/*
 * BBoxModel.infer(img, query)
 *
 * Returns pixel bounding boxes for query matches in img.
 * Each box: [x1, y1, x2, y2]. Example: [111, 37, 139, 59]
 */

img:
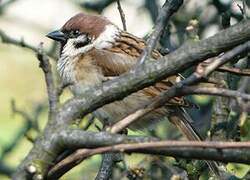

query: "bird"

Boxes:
[47, 13, 220, 175]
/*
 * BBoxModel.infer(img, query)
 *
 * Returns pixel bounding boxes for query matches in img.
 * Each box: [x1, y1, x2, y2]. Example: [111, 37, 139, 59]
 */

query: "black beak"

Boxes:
[46, 30, 66, 42]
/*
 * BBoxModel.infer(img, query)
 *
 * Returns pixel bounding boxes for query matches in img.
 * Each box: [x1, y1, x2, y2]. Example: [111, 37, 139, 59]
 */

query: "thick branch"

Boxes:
[49, 140, 250, 179]
[55, 20, 250, 128]
[72, 141, 250, 164]
[47, 129, 157, 179]
[56, 129, 156, 149]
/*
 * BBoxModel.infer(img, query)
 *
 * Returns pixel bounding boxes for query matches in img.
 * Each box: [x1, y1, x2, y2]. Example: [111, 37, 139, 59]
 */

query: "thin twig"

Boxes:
[213, 66, 250, 76]
[110, 86, 250, 133]
[81, 0, 116, 13]
[181, 86, 250, 100]
[117, 0, 127, 31]
[242, 0, 247, 19]
[95, 153, 121, 180]
[144, 0, 159, 22]
[137, 0, 183, 66]
[233, 0, 246, 19]
[10, 100, 42, 133]
[83, 114, 95, 130]
[0, 30, 56, 58]
[0, 101, 34, 154]
[0, 0, 18, 13]
[37, 43, 58, 119]
[237, 77, 250, 117]
[0, 30, 37, 52]
[0, 100, 44, 172]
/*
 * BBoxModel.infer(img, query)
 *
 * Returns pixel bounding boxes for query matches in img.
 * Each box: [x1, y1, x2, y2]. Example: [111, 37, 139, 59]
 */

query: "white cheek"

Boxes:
[94, 24, 120, 49]
[62, 39, 75, 56]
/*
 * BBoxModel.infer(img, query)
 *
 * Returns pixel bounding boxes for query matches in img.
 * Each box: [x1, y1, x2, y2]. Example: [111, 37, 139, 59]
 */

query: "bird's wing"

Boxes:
[91, 31, 190, 107]
[97, 32, 219, 176]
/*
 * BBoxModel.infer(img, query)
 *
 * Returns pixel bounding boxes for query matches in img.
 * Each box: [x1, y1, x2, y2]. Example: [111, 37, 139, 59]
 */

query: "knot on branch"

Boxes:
[25, 164, 43, 180]
[26, 164, 37, 174]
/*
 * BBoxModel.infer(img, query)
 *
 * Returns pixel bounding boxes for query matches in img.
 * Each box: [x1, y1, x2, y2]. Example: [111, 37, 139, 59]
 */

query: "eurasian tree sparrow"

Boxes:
[47, 13, 220, 176]
[47, 13, 202, 140]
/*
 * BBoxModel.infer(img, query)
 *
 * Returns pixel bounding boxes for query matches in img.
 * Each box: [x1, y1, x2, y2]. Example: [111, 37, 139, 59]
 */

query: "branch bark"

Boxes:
[0, 30, 56, 58]
[117, 0, 126, 31]
[37, 44, 58, 119]
[216, 66, 250, 76]
[48, 140, 250, 179]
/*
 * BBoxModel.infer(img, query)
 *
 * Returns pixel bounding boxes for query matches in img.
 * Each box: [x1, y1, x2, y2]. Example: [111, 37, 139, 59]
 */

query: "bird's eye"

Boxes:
[74, 34, 91, 49]
[71, 30, 81, 37]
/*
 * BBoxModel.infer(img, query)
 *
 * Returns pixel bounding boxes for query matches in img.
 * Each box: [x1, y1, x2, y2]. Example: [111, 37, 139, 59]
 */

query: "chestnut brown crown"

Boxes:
[62, 13, 112, 38]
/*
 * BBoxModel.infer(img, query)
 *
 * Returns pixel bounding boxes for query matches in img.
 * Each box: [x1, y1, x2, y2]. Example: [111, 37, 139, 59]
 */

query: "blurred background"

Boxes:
[1, 0, 250, 179]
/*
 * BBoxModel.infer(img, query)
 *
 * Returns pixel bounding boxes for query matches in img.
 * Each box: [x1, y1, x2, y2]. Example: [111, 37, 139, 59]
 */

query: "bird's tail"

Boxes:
[169, 107, 221, 177]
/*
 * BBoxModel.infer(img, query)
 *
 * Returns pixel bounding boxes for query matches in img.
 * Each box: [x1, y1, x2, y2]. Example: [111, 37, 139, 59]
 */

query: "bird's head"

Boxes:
[47, 13, 120, 57]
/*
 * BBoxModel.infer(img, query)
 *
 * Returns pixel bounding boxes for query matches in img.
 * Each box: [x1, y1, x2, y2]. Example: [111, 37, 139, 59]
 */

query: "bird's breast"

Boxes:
[57, 53, 105, 95]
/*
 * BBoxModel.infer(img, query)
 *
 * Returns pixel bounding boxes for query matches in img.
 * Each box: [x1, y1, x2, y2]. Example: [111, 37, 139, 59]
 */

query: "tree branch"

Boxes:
[13, 19, 250, 179]
[36, 43, 58, 119]
[69, 140, 250, 164]
[137, 0, 183, 65]
[46, 129, 157, 179]
[0, 30, 37, 52]
[145, 0, 159, 22]
[0, 0, 18, 14]
[80, 0, 116, 13]
[117, 0, 126, 31]
[50, 140, 250, 179]
[95, 153, 121, 180]
[0, 30, 56, 58]
[216, 66, 250, 76]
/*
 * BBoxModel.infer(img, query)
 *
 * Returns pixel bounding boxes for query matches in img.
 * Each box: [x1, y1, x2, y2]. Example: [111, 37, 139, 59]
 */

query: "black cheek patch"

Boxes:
[74, 41, 90, 49]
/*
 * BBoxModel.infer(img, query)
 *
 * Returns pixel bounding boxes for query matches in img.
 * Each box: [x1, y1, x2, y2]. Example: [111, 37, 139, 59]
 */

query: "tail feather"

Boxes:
[169, 107, 221, 177]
